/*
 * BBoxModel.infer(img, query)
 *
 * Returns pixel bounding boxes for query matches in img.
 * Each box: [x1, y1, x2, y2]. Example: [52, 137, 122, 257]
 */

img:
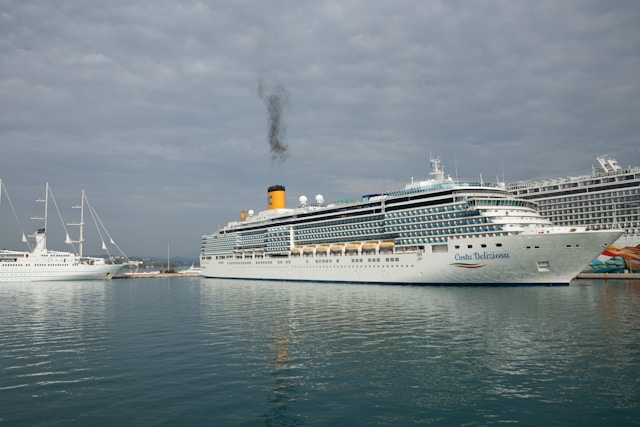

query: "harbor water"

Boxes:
[1, 277, 639, 426]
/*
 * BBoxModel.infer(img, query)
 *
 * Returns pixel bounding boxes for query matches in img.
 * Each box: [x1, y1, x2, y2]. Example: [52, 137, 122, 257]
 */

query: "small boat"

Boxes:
[179, 264, 202, 276]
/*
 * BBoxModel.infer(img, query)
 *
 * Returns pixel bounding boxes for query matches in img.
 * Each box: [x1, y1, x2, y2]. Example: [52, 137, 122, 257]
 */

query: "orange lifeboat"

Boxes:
[345, 242, 361, 252]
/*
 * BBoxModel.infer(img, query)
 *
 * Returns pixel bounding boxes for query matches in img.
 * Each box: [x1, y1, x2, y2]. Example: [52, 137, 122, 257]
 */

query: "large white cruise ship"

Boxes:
[201, 157, 621, 285]
[0, 181, 123, 282]
[508, 157, 640, 273]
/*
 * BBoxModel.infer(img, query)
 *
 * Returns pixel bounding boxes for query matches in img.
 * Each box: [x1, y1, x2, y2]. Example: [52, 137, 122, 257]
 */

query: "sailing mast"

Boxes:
[68, 190, 86, 257]
[30, 183, 49, 252]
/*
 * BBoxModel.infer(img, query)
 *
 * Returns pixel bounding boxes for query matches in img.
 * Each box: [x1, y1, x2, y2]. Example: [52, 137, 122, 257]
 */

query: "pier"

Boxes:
[576, 273, 640, 280]
[114, 271, 201, 279]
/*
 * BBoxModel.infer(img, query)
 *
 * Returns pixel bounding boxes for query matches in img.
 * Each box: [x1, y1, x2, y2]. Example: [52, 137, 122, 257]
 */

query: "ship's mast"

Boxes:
[68, 190, 86, 257]
[80, 190, 84, 257]
[31, 183, 49, 252]
[429, 154, 445, 181]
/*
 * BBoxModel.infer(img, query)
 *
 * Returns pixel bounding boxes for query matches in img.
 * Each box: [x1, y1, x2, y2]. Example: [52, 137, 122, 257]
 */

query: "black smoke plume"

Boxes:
[258, 79, 290, 164]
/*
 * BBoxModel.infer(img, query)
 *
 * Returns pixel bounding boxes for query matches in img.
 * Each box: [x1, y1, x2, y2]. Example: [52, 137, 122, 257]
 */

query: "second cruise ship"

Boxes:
[509, 156, 640, 273]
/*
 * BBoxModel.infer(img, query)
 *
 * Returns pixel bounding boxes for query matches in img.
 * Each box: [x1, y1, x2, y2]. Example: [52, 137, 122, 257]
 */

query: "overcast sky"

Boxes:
[1, 1, 639, 259]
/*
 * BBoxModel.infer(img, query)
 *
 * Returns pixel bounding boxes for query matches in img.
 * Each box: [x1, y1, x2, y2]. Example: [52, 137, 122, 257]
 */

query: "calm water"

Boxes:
[1, 278, 639, 426]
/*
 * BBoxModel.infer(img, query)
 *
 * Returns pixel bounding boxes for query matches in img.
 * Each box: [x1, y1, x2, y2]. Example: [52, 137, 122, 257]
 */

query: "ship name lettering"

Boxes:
[454, 252, 510, 261]
[473, 251, 510, 260]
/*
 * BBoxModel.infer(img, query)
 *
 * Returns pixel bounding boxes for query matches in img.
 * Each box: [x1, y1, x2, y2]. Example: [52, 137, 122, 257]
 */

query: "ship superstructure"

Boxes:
[508, 156, 640, 272]
[201, 157, 621, 284]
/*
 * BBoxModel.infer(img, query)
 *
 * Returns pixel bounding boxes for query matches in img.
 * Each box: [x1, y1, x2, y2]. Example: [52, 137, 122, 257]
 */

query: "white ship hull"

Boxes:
[202, 231, 618, 285]
[586, 233, 640, 273]
[0, 262, 121, 282]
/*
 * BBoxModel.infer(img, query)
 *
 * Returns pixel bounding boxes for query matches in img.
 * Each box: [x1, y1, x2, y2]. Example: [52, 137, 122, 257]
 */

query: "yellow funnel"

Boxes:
[267, 185, 286, 210]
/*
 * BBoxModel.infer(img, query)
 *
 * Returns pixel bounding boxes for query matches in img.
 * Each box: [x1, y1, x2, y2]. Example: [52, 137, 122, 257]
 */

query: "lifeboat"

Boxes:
[380, 241, 395, 252]
[303, 246, 316, 254]
[316, 245, 330, 252]
[291, 247, 303, 255]
[362, 242, 379, 252]
[330, 244, 344, 253]
[345, 243, 361, 252]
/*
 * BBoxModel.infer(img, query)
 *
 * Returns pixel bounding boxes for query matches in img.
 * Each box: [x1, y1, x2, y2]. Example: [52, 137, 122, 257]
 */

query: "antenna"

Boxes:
[454, 156, 459, 183]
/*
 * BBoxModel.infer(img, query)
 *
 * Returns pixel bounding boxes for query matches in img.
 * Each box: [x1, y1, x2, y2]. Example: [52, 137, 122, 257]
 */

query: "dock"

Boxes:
[576, 273, 640, 280]
[114, 271, 202, 279]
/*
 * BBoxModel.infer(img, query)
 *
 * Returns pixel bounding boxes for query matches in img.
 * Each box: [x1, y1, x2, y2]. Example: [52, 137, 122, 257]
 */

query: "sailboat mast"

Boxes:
[79, 190, 85, 257]
[44, 182, 49, 235]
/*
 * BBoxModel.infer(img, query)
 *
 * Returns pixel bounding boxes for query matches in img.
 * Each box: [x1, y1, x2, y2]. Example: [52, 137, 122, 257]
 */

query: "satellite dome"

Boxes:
[299, 195, 308, 206]
[315, 194, 324, 204]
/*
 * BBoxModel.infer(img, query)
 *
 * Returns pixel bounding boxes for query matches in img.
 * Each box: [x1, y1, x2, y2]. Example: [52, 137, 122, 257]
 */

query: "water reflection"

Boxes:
[264, 323, 301, 426]
[1, 277, 639, 425]
[183, 279, 640, 424]
[0, 281, 110, 404]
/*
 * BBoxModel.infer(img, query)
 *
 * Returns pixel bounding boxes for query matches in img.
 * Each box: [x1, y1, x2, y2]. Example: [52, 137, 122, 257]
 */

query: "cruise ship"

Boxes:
[508, 157, 640, 273]
[200, 157, 621, 285]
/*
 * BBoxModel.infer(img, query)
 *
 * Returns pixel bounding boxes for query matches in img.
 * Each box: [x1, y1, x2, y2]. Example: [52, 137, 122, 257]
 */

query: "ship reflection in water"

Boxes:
[1, 279, 639, 425]
[264, 324, 299, 425]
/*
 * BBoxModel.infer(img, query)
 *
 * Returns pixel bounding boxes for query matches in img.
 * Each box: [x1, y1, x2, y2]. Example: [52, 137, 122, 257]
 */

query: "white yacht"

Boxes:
[0, 181, 123, 281]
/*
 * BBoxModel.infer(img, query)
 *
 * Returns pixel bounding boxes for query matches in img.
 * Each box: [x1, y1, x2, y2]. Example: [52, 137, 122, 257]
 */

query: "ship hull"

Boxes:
[585, 234, 640, 273]
[0, 263, 121, 282]
[202, 231, 619, 285]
